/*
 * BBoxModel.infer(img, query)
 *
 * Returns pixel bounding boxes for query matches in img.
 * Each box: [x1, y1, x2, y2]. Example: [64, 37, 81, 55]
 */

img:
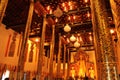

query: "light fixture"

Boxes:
[53, 6, 63, 17]
[64, 7, 68, 12]
[87, 11, 90, 17]
[68, 16, 71, 20]
[68, 1, 72, 6]
[55, 18, 58, 23]
[84, 0, 88, 3]
[62, 2, 65, 7]
[73, 15, 76, 20]
[70, 35, 76, 42]
[70, 6, 73, 10]
[74, 41, 80, 48]
[46, 6, 50, 10]
[74, 37, 80, 47]
[35, 38, 40, 42]
[110, 29, 115, 34]
[63, 24, 71, 32]
[49, 9, 52, 14]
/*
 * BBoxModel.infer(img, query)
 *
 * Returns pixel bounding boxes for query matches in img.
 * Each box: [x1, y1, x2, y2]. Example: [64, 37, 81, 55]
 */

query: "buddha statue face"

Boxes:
[90, 67, 93, 69]
[79, 55, 83, 60]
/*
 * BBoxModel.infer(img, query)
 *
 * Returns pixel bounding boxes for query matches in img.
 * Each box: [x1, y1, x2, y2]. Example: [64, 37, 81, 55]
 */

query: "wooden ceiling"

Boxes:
[2, 0, 92, 31]
[2, 0, 30, 32]
[2, 0, 113, 45]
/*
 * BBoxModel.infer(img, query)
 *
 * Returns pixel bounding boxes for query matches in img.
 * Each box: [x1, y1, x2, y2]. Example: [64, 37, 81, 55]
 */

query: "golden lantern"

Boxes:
[63, 24, 71, 32]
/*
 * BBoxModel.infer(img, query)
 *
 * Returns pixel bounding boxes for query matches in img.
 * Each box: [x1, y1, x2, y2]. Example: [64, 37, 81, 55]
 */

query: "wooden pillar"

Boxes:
[57, 33, 62, 78]
[37, 15, 47, 80]
[110, 0, 120, 75]
[63, 44, 66, 79]
[16, 0, 34, 80]
[49, 25, 55, 80]
[0, 0, 8, 25]
[67, 49, 70, 79]
[90, 0, 119, 79]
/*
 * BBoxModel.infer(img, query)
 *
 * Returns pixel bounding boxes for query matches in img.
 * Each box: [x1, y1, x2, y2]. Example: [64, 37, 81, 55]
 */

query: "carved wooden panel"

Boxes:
[8, 32, 17, 57]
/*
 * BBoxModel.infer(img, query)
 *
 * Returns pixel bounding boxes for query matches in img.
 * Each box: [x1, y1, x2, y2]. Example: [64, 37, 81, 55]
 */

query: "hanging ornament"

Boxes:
[53, 6, 63, 17]
[63, 24, 71, 32]
[70, 35, 76, 42]
[74, 37, 80, 47]
[84, 0, 88, 3]
[62, 2, 65, 7]
[74, 41, 80, 47]
[55, 18, 58, 23]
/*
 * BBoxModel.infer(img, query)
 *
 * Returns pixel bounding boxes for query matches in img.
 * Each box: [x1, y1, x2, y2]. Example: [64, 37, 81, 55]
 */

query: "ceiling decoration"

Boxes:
[2, 0, 114, 49]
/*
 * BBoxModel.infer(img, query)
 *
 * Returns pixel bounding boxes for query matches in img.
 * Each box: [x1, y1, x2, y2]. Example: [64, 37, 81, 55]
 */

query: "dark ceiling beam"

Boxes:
[56, 21, 92, 28]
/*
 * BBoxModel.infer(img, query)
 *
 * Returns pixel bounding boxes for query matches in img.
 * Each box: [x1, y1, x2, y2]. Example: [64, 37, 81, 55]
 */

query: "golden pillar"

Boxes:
[0, 0, 8, 24]
[16, 0, 34, 80]
[37, 15, 47, 80]
[110, 0, 120, 74]
[49, 25, 55, 80]
[57, 33, 62, 78]
[63, 44, 66, 79]
[91, 0, 119, 79]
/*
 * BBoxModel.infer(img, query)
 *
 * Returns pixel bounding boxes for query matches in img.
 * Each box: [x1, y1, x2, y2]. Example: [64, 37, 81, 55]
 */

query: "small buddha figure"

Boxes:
[88, 67, 95, 79]
[71, 67, 75, 79]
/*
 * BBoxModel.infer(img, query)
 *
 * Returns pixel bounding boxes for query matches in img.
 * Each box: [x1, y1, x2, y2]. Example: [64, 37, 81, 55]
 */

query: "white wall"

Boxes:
[24, 40, 38, 72]
[0, 24, 20, 66]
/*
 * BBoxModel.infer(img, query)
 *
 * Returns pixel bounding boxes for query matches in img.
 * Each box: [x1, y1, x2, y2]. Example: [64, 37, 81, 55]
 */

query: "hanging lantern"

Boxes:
[73, 15, 76, 20]
[46, 6, 50, 11]
[49, 9, 52, 14]
[55, 18, 58, 23]
[110, 29, 115, 34]
[84, 0, 88, 3]
[62, 2, 65, 7]
[87, 11, 90, 18]
[64, 7, 68, 12]
[63, 24, 71, 32]
[70, 35, 76, 42]
[53, 6, 63, 17]
[74, 41, 80, 48]
[35, 38, 40, 42]
[68, 1, 72, 6]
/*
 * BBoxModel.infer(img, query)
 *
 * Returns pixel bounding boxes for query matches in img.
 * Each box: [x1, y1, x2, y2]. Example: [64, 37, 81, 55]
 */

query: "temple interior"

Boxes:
[0, 0, 120, 80]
